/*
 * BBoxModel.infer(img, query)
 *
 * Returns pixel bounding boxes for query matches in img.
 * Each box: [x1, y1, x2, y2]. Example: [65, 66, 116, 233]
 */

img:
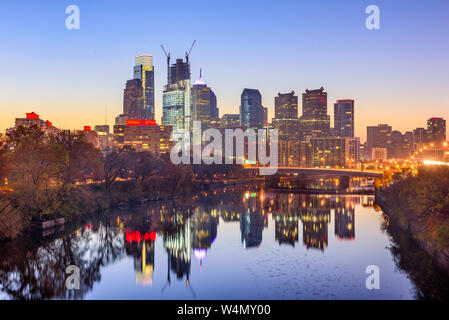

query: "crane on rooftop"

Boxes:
[185, 40, 196, 64]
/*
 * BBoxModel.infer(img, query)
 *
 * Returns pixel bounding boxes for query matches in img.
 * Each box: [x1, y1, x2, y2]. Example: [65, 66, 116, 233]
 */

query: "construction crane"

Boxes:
[185, 40, 196, 64]
[160, 44, 170, 66]
[161, 44, 171, 83]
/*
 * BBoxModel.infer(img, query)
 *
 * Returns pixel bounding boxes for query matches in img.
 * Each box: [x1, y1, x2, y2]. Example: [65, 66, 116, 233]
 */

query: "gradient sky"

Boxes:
[1, 0, 448, 141]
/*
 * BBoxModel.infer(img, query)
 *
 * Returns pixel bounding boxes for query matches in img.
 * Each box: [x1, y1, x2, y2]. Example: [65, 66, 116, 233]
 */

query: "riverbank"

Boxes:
[0, 177, 264, 242]
[375, 168, 449, 273]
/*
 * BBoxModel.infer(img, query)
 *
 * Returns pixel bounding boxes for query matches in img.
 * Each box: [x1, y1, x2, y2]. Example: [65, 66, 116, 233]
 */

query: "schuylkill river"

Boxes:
[1, 185, 449, 300]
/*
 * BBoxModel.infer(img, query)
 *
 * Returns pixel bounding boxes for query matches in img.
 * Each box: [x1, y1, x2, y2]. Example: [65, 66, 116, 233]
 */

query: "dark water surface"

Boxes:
[1, 186, 448, 300]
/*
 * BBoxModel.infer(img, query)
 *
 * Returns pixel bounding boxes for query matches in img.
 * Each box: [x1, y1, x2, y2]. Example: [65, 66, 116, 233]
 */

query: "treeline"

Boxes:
[379, 166, 449, 251]
[0, 125, 253, 240]
[0, 125, 192, 240]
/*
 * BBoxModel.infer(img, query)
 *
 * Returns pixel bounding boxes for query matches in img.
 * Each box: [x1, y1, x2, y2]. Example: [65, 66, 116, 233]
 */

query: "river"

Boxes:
[1, 185, 448, 300]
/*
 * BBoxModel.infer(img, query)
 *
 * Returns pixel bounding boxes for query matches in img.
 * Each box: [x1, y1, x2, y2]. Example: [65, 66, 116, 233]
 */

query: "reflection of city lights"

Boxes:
[126, 231, 156, 242]
[194, 249, 207, 261]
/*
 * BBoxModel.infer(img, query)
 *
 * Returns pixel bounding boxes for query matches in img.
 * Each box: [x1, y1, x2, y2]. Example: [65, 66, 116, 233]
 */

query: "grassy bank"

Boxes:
[376, 166, 449, 271]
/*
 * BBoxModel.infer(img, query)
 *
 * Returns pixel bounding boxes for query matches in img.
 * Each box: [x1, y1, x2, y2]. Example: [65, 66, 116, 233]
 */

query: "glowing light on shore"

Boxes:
[423, 160, 449, 166]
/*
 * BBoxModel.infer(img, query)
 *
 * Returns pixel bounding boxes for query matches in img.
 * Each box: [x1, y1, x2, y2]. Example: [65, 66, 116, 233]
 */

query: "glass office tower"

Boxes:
[133, 54, 155, 120]
[334, 99, 355, 138]
[192, 71, 219, 130]
[162, 58, 191, 132]
[240, 88, 264, 129]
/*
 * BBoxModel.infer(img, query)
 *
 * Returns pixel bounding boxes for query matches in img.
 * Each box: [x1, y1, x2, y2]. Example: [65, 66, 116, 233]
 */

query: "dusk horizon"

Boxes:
[1, 0, 448, 141]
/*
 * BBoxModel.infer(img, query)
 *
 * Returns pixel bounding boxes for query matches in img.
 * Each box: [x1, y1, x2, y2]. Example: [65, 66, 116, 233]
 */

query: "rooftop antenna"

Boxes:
[185, 40, 196, 64]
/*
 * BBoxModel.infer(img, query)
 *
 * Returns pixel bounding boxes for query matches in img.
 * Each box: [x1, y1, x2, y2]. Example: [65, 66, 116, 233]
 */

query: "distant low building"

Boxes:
[427, 117, 446, 143]
[220, 114, 240, 128]
[14, 112, 58, 135]
[371, 147, 387, 162]
[94, 125, 113, 152]
[113, 120, 173, 153]
[310, 137, 360, 168]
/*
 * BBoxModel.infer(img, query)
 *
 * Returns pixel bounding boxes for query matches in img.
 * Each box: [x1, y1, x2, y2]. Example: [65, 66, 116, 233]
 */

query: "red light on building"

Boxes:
[126, 119, 142, 126]
[84, 126, 91, 131]
[26, 112, 39, 119]
[126, 119, 157, 126]
[46, 121, 52, 127]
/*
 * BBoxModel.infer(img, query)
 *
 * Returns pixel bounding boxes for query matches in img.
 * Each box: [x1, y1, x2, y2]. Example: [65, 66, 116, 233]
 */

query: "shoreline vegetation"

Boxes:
[0, 125, 258, 241]
[375, 166, 449, 273]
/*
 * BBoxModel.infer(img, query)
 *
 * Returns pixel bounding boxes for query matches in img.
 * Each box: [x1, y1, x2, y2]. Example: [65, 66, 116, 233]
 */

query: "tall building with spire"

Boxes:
[192, 69, 218, 130]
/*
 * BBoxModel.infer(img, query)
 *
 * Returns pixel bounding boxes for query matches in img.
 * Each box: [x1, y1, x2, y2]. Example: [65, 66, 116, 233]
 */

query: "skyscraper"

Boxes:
[299, 87, 331, 140]
[117, 54, 155, 124]
[133, 54, 155, 120]
[272, 91, 300, 166]
[123, 79, 144, 117]
[240, 88, 264, 128]
[334, 99, 354, 138]
[192, 70, 219, 130]
[427, 117, 446, 143]
[162, 58, 192, 131]
[275, 91, 298, 119]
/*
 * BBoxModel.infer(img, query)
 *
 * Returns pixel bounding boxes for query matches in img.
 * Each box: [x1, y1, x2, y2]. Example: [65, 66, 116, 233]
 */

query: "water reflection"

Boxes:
[1, 186, 448, 300]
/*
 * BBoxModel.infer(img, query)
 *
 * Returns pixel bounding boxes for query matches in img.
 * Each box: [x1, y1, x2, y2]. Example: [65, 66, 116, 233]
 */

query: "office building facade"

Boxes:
[240, 88, 264, 129]
[272, 91, 300, 167]
[192, 71, 218, 130]
[133, 54, 155, 120]
[310, 137, 359, 168]
[299, 87, 331, 140]
[334, 99, 354, 138]
[162, 58, 192, 132]
[427, 117, 446, 143]
[113, 120, 173, 153]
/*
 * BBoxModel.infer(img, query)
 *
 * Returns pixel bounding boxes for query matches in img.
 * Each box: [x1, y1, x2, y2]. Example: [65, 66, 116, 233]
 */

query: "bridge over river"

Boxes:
[246, 167, 383, 178]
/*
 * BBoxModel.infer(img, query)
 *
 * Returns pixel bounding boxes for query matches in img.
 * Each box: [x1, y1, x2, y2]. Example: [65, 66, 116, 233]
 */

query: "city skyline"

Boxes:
[1, 0, 449, 141]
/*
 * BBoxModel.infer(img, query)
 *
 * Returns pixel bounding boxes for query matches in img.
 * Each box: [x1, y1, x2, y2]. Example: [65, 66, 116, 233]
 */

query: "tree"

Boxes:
[101, 152, 129, 198]
[50, 130, 101, 184]
[0, 133, 7, 180]
[5, 125, 69, 219]
[126, 151, 164, 182]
